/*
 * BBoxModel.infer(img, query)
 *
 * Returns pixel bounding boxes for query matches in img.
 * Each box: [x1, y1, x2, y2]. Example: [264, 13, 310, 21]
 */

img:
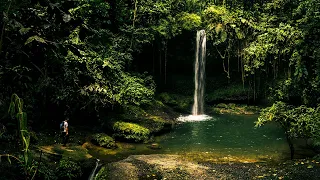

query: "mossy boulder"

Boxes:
[92, 133, 117, 149]
[147, 143, 161, 150]
[142, 116, 173, 135]
[113, 122, 150, 142]
[109, 101, 176, 138]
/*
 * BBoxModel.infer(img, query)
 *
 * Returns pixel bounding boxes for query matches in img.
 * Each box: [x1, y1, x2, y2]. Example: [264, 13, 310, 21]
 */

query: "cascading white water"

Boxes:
[88, 159, 100, 180]
[177, 30, 211, 122]
[192, 30, 206, 116]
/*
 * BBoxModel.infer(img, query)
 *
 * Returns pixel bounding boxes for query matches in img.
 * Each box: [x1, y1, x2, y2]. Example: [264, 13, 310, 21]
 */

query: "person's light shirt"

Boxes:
[63, 121, 68, 132]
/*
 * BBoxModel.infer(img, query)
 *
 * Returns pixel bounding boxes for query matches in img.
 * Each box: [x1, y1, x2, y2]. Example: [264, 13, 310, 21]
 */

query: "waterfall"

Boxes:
[177, 30, 211, 122]
[192, 30, 206, 116]
[88, 159, 100, 180]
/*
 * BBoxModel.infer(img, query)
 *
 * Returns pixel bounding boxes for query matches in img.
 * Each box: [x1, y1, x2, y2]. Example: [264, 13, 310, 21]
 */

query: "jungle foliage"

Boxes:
[256, 102, 320, 159]
[0, 0, 317, 123]
[0, 0, 319, 161]
[1, 0, 320, 178]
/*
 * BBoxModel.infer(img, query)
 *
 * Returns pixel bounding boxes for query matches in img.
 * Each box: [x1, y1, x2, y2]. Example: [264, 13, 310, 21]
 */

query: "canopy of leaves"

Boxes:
[0, 0, 156, 127]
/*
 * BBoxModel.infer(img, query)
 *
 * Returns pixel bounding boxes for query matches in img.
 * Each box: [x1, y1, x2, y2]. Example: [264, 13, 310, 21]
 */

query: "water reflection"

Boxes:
[158, 114, 288, 160]
[89, 114, 291, 163]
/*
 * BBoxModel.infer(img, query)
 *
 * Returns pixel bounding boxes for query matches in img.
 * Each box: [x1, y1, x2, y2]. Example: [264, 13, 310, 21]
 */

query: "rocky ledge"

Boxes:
[96, 154, 320, 180]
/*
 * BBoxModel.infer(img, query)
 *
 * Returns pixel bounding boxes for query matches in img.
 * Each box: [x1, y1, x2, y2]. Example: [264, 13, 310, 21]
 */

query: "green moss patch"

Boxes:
[103, 100, 176, 140]
[91, 133, 117, 149]
[113, 122, 150, 142]
[141, 116, 173, 135]
[208, 103, 260, 115]
[40, 144, 92, 162]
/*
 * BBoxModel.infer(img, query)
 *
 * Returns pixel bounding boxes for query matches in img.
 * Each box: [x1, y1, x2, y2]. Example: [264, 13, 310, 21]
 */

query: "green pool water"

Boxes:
[90, 114, 291, 163]
[156, 114, 289, 161]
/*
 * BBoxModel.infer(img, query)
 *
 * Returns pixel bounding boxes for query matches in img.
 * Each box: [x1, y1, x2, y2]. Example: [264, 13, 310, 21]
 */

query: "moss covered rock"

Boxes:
[96, 162, 139, 180]
[113, 122, 150, 142]
[142, 116, 173, 135]
[209, 103, 260, 115]
[92, 133, 117, 149]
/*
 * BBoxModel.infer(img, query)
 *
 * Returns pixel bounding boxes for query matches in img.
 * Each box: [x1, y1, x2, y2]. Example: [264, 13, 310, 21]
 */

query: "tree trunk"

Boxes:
[254, 73, 256, 102]
[159, 43, 162, 79]
[164, 40, 167, 85]
[0, 0, 12, 53]
[152, 42, 155, 75]
[130, 0, 138, 49]
[286, 133, 294, 159]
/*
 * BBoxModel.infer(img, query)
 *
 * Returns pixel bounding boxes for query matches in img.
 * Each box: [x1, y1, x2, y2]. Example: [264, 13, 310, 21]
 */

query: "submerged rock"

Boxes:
[147, 143, 161, 150]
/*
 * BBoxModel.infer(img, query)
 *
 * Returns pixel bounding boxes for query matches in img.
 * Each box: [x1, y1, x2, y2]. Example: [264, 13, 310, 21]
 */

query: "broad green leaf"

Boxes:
[25, 36, 46, 45]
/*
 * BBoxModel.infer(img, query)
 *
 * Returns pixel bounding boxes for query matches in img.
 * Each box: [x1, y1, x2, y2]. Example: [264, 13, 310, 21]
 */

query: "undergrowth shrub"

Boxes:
[57, 159, 82, 179]
[91, 133, 116, 148]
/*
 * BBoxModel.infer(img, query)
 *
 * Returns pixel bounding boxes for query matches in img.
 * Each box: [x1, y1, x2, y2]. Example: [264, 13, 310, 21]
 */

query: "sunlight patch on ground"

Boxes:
[39, 145, 59, 155]
[176, 114, 213, 122]
[82, 142, 118, 155]
[178, 151, 283, 164]
[39, 144, 93, 159]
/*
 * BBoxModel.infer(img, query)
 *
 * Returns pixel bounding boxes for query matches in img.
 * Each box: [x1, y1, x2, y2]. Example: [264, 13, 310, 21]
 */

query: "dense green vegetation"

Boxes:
[1, 0, 320, 179]
[256, 102, 320, 159]
[91, 133, 117, 148]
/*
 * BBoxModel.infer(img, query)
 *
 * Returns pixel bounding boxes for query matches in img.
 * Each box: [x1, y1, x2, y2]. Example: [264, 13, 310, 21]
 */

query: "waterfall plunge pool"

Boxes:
[157, 114, 289, 162]
[90, 114, 294, 163]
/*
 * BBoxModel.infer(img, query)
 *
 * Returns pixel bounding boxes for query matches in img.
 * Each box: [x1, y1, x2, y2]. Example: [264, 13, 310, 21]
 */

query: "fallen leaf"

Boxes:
[307, 165, 313, 169]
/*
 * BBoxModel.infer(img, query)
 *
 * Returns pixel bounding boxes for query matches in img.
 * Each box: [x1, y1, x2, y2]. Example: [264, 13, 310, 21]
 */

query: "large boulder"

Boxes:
[91, 133, 117, 149]
[112, 122, 150, 142]
[95, 154, 211, 180]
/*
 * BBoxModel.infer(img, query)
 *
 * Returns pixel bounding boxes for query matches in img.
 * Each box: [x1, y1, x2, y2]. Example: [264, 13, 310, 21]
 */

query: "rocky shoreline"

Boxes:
[96, 154, 320, 180]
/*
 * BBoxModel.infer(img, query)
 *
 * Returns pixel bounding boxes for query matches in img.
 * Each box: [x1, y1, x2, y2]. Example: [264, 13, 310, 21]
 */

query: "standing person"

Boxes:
[62, 118, 69, 146]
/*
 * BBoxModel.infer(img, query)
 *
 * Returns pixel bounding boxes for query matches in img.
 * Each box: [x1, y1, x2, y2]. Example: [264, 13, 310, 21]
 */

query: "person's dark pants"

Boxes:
[61, 132, 69, 146]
